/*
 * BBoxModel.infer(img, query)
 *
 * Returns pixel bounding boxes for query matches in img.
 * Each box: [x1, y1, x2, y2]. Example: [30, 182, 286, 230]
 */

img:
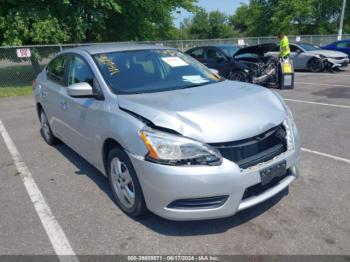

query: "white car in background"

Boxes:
[268, 43, 349, 72]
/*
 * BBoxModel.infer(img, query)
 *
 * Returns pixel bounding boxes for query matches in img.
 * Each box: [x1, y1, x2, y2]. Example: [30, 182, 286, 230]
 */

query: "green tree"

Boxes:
[182, 8, 235, 39]
[0, 0, 196, 75]
[230, 0, 349, 36]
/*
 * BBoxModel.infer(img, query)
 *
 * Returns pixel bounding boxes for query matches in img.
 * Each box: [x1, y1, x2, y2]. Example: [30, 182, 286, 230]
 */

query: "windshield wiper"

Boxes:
[179, 82, 210, 89]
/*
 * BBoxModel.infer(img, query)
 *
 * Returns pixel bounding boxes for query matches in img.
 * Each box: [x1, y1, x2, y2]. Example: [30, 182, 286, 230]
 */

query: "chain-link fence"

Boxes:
[1, 34, 349, 90]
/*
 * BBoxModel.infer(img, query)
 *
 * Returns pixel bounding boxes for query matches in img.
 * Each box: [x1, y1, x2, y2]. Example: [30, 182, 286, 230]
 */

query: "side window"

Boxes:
[67, 56, 94, 87]
[189, 48, 204, 59]
[47, 55, 66, 85]
[290, 45, 301, 52]
[205, 48, 225, 60]
[336, 42, 348, 48]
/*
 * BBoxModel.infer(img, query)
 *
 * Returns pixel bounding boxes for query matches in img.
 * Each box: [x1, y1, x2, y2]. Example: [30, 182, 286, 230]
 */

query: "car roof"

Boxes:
[188, 44, 239, 50]
[65, 43, 171, 55]
[212, 44, 240, 47]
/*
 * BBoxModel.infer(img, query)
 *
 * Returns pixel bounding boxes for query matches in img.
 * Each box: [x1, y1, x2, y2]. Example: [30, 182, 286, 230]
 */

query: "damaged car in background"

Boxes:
[268, 43, 349, 72]
[186, 44, 284, 88]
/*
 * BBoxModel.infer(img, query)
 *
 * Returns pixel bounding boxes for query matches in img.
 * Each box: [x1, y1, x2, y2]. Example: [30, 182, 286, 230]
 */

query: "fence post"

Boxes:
[59, 44, 63, 52]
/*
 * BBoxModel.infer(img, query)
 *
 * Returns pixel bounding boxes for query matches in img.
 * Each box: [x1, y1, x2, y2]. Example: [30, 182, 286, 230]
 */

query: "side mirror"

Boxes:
[296, 49, 302, 54]
[67, 82, 94, 98]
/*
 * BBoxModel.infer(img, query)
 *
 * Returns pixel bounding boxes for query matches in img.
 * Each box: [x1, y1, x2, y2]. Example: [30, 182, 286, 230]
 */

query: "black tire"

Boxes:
[39, 109, 58, 145]
[308, 57, 324, 72]
[228, 70, 249, 82]
[107, 148, 147, 218]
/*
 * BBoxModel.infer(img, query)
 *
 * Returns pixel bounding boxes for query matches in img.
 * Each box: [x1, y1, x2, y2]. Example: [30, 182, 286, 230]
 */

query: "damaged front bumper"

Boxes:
[324, 57, 349, 69]
[252, 67, 276, 84]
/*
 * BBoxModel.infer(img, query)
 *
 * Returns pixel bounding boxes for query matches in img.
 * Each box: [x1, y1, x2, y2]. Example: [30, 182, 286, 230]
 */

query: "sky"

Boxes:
[173, 0, 249, 27]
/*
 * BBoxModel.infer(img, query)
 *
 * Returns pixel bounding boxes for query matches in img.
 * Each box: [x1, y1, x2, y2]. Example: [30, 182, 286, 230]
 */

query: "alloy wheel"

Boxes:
[110, 157, 135, 209]
[40, 112, 51, 141]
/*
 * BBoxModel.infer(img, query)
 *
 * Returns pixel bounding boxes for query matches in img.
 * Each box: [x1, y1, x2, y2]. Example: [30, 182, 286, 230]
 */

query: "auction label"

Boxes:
[161, 57, 189, 67]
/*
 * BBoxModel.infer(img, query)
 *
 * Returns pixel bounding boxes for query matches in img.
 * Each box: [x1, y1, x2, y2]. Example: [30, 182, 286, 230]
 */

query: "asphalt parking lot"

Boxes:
[0, 68, 350, 256]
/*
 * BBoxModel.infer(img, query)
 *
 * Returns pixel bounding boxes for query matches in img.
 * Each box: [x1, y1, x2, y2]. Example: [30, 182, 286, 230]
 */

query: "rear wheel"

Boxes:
[228, 70, 249, 82]
[308, 57, 324, 72]
[107, 148, 147, 218]
[40, 110, 58, 145]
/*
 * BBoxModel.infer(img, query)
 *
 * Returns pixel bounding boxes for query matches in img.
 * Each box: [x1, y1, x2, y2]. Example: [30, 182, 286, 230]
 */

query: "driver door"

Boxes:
[289, 44, 304, 69]
[61, 54, 102, 166]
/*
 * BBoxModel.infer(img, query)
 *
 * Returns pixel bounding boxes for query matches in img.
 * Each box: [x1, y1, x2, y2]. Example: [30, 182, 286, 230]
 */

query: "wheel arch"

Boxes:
[36, 103, 43, 120]
[102, 138, 125, 174]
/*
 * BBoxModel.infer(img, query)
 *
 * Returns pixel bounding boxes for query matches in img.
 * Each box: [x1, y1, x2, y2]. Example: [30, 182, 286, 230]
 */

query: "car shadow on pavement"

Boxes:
[53, 143, 115, 202]
[312, 87, 350, 99]
[53, 143, 289, 236]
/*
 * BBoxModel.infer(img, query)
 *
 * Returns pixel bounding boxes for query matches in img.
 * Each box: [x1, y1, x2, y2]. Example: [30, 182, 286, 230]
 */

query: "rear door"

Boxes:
[41, 54, 69, 139]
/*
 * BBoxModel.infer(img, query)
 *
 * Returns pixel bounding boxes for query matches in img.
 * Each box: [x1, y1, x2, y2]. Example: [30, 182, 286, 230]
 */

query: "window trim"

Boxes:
[46, 54, 68, 86]
[66, 52, 105, 100]
[205, 47, 227, 60]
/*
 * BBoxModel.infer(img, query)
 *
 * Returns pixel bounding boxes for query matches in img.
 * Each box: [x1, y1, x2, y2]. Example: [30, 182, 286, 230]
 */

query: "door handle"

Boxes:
[60, 101, 68, 111]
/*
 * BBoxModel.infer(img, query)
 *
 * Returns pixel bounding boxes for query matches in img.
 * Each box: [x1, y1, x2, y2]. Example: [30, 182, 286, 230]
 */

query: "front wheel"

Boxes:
[308, 58, 324, 72]
[107, 148, 147, 218]
[228, 70, 249, 82]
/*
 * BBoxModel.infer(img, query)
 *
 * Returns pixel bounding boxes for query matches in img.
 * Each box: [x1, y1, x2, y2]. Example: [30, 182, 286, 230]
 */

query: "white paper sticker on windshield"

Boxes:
[182, 75, 209, 84]
[162, 57, 189, 67]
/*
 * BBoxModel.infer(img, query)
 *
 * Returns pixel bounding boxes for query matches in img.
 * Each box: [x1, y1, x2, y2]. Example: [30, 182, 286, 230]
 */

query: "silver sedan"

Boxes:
[34, 44, 300, 221]
[268, 43, 349, 72]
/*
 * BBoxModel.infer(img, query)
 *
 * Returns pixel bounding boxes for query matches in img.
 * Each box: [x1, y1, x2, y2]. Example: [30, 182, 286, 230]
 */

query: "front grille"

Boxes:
[167, 195, 229, 209]
[210, 124, 287, 169]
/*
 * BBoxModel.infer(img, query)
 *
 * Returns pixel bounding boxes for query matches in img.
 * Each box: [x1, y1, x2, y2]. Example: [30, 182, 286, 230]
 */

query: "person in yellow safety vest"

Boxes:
[278, 32, 290, 58]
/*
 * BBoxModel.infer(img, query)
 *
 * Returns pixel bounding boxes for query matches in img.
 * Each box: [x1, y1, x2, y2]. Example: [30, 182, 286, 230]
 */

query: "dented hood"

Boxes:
[118, 81, 287, 143]
[234, 43, 278, 57]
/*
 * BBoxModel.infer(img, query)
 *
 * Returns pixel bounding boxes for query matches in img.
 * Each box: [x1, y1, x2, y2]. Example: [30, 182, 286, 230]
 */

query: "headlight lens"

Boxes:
[284, 105, 297, 150]
[139, 129, 222, 166]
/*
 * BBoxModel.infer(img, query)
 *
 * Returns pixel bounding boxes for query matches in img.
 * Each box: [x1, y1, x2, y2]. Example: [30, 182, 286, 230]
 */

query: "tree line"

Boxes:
[0, 0, 349, 46]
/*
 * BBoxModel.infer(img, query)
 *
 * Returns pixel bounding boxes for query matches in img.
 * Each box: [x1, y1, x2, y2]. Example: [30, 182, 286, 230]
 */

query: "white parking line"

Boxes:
[0, 120, 78, 261]
[285, 98, 350, 109]
[295, 82, 350, 88]
[302, 148, 350, 164]
[296, 72, 350, 77]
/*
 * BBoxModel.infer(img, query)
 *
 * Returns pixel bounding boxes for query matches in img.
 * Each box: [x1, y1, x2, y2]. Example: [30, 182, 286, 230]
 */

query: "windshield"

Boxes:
[298, 43, 320, 51]
[219, 45, 240, 57]
[94, 49, 222, 94]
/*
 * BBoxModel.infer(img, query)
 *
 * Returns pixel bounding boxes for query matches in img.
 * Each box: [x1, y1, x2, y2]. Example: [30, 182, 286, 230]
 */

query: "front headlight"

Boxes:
[284, 105, 297, 151]
[139, 128, 222, 166]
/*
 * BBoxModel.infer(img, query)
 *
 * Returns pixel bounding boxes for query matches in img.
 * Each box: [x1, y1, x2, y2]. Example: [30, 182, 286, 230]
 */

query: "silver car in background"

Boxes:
[34, 44, 300, 221]
[268, 43, 349, 72]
